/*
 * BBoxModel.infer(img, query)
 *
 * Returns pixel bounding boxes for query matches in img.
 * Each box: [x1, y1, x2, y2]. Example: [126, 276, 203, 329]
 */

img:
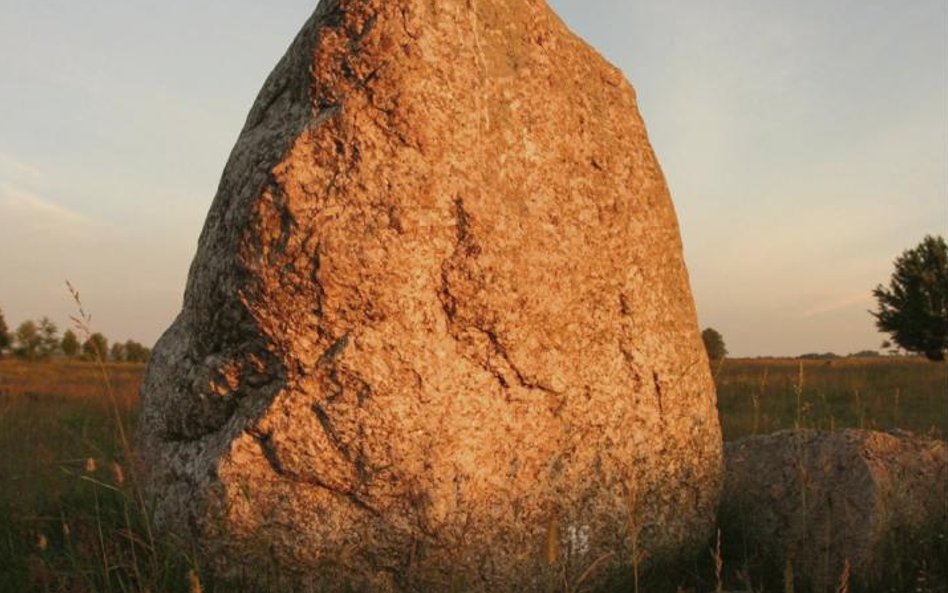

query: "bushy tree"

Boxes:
[872, 235, 948, 361]
[124, 340, 151, 363]
[82, 333, 109, 361]
[37, 317, 59, 358]
[110, 342, 126, 362]
[701, 327, 727, 362]
[14, 320, 42, 360]
[0, 308, 10, 353]
[61, 330, 80, 358]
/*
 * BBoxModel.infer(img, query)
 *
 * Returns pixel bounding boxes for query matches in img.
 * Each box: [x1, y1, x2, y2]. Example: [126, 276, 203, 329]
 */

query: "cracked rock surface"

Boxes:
[139, 0, 722, 590]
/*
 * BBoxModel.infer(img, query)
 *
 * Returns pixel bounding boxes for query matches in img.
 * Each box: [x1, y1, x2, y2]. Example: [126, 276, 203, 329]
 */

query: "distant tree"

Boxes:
[37, 317, 59, 358]
[13, 320, 42, 360]
[110, 342, 127, 363]
[848, 350, 880, 358]
[872, 235, 948, 361]
[0, 308, 10, 353]
[61, 330, 80, 358]
[879, 339, 901, 356]
[799, 352, 841, 360]
[701, 328, 728, 362]
[124, 340, 151, 364]
[82, 333, 108, 361]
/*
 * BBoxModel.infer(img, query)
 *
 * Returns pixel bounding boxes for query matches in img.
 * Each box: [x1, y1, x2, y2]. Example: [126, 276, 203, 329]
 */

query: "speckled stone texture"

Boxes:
[139, 0, 722, 591]
[723, 429, 948, 591]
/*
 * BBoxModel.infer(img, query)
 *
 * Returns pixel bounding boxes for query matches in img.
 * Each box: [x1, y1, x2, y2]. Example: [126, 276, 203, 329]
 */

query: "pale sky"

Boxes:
[1, 1, 945, 357]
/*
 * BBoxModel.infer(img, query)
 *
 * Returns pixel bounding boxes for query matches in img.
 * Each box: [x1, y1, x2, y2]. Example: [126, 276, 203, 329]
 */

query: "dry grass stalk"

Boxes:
[710, 528, 723, 593]
[835, 558, 851, 593]
[783, 558, 795, 593]
[66, 280, 159, 580]
[568, 552, 615, 593]
[626, 486, 645, 593]
[545, 516, 560, 567]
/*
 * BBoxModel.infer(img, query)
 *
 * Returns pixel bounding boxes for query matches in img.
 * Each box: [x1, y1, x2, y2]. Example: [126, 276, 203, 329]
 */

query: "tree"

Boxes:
[82, 333, 109, 361]
[14, 320, 42, 360]
[0, 308, 10, 353]
[701, 327, 728, 362]
[37, 317, 59, 358]
[61, 330, 80, 358]
[124, 340, 151, 363]
[880, 340, 901, 356]
[872, 235, 948, 361]
[110, 342, 126, 363]
[799, 352, 840, 360]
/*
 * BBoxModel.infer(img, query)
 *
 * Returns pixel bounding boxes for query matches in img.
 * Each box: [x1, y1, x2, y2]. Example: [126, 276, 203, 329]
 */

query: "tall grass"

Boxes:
[1, 348, 945, 592]
[0, 357, 204, 592]
[0, 286, 205, 593]
[716, 357, 947, 441]
[713, 357, 947, 593]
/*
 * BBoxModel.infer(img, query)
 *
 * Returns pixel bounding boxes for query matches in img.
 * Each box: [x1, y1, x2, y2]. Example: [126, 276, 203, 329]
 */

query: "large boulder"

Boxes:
[722, 429, 948, 591]
[140, 0, 722, 590]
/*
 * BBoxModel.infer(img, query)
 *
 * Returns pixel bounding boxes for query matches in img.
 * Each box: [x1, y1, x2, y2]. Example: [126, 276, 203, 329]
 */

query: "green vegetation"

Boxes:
[0, 308, 10, 351]
[872, 234, 948, 361]
[701, 327, 727, 363]
[0, 314, 149, 363]
[0, 360, 187, 593]
[716, 357, 948, 441]
[13, 320, 42, 360]
[1, 357, 945, 592]
[81, 332, 109, 362]
[61, 330, 80, 359]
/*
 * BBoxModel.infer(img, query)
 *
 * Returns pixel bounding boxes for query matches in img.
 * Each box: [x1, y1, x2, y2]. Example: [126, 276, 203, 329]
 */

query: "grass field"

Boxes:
[0, 361, 191, 593]
[717, 357, 948, 441]
[0, 357, 945, 592]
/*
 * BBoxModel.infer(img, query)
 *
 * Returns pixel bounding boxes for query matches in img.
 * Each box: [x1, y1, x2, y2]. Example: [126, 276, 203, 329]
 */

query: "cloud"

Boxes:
[798, 292, 874, 319]
[0, 183, 102, 238]
[0, 152, 41, 181]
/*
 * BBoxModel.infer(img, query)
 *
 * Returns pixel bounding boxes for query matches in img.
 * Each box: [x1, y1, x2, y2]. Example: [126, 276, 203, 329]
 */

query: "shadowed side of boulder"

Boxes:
[722, 429, 948, 591]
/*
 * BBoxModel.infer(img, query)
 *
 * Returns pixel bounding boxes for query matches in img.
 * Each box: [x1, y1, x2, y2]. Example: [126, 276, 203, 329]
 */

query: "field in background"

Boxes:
[1, 357, 945, 592]
[0, 361, 140, 518]
[0, 360, 172, 593]
[717, 357, 948, 441]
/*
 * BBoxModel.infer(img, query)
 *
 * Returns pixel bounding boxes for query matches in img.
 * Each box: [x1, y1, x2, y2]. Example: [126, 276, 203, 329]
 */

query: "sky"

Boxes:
[0, 0, 945, 357]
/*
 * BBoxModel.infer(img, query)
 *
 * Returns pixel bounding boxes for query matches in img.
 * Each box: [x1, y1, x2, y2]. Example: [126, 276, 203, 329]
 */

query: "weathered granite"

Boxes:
[139, 1, 722, 591]
[723, 429, 948, 590]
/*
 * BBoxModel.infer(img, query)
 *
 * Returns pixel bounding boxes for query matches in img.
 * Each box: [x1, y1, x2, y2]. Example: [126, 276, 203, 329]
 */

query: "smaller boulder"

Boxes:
[722, 429, 947, 590]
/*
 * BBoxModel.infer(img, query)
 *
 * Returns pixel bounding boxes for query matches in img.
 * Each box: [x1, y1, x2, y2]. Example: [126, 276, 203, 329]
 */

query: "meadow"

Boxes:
[716, 357, 947, 441]
[0, 357, 945, 593]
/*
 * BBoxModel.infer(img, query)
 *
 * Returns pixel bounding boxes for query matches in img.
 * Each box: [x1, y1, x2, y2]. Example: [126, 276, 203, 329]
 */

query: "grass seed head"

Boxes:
[187, 569, 204, 593]
[111, 461, 125, 485]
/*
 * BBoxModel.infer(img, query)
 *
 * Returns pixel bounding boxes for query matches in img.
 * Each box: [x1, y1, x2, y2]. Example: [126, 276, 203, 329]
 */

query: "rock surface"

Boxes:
[140, 0, 722, 590]
[723, 429, 948, 590]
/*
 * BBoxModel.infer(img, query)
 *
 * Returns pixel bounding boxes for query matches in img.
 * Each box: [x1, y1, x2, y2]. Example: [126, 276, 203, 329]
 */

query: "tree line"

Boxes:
[0, 311, 150, 363]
